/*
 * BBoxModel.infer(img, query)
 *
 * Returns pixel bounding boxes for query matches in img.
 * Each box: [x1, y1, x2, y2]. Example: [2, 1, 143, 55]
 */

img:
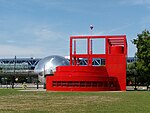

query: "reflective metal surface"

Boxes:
[34, 55, 69, 83]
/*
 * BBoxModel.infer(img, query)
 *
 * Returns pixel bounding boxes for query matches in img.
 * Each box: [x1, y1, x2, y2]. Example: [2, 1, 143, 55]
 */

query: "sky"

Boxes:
[0, 0, 150, 58]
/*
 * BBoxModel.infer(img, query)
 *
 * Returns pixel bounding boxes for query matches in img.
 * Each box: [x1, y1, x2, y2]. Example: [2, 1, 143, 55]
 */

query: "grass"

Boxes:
[0, 89, 149, 113]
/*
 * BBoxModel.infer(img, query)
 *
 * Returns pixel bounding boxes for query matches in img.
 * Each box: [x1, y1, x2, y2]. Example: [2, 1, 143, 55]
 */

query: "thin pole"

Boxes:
[87, 38, 90, 66]
[90, 39, 93, 66]
[89, 25, 94, 66]
[90, 39, 93, 54]
[74, 40, 76, 66]
[70, 38, 73, 66]
[37, 75, 39, 89]
[12, 56, 16, 89]
[44, 64, 46, 89]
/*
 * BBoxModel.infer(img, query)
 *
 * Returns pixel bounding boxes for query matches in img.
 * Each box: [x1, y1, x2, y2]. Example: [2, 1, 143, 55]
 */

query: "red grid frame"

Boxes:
[70, 35, 127, 66]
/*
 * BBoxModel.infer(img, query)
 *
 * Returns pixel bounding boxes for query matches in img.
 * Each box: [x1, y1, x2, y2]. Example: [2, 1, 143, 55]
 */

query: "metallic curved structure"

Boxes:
[34, 55, 69, 83]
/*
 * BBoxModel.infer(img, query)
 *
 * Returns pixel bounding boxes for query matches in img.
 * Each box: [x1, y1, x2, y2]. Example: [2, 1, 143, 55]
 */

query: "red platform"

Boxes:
[46, 35, 127, 91]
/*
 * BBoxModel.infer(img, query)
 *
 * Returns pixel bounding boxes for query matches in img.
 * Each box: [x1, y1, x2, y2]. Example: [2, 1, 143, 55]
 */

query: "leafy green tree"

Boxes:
[127, 62, 136, 76]
[127, 62, 138, 90]
[132, 30, 150, 90]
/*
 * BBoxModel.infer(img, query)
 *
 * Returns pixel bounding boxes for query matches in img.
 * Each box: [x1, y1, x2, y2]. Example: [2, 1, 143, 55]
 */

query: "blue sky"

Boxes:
[0, 0, 150, 58]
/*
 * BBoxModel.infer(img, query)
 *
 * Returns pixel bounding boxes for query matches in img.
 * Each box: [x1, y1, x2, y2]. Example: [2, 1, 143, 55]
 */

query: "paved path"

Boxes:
[19, 89, 46, 92]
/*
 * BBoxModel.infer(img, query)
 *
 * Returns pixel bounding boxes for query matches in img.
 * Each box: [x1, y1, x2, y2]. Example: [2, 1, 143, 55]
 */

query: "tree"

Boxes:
[132, 30, 150, 90]
[127, 62, 137, 89]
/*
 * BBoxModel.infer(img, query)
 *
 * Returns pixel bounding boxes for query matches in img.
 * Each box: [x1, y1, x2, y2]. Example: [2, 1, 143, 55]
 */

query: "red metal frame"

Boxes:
[46, 35, 127, 91]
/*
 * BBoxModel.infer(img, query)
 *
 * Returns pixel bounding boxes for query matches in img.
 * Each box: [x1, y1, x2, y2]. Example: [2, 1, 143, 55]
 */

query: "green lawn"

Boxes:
[0, 89, 149, 113]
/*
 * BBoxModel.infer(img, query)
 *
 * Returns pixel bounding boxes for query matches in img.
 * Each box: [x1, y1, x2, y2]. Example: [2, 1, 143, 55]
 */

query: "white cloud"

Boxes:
[0, 45, 44, 58]
[6, 40, 16, 44]
[70, 30, 105, 36]
[131, 0, 150, 5]
[33, 27, 64, 41]
[19, 25, 67, 43]
[120, 0, 150, 5]
[0, 23, 69, 58]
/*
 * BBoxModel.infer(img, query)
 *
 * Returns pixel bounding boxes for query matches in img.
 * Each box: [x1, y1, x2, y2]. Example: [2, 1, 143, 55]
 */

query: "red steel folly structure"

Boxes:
[46, 35, 127, 91]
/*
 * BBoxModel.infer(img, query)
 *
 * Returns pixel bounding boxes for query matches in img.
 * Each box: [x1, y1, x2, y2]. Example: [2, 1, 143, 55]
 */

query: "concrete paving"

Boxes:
[0, 83, 149, 91]
[19, 89, 46, 92]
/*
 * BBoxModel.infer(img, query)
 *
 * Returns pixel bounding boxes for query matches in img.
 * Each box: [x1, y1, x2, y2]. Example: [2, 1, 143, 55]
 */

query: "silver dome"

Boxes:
[34, 55, 69, 83]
